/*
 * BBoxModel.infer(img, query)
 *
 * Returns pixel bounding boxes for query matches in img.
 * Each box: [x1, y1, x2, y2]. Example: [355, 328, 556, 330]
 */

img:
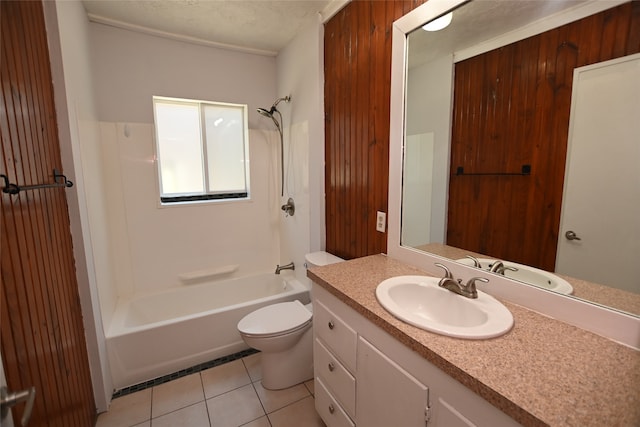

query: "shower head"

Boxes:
[257, 107, 273, 118]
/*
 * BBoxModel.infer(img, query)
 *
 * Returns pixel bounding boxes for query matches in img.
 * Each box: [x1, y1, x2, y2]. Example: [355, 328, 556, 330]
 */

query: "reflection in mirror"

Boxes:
[401, 0, 640, 316]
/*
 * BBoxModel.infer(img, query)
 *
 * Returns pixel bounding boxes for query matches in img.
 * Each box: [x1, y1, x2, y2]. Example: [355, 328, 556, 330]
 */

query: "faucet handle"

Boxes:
[466, 277, 489, 288]
[434, 263, 453, 279]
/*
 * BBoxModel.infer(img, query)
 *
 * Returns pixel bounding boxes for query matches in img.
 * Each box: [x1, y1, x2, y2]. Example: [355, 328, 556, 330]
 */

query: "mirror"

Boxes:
[400, 0, 640, 317]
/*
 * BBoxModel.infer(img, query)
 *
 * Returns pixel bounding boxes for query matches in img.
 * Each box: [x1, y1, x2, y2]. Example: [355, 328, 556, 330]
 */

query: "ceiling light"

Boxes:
[422, 12, 452, 32]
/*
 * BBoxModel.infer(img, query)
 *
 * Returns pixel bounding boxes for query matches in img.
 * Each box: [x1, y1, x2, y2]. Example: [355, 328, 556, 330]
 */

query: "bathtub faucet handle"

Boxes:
[275, 262, 295, 274]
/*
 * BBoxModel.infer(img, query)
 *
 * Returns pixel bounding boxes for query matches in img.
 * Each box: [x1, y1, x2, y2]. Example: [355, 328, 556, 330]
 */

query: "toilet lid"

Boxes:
[238, 300, 312, 336]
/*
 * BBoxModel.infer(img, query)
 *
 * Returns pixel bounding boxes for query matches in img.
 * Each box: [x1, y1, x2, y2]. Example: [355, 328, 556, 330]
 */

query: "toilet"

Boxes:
[237, 251, 344, 390]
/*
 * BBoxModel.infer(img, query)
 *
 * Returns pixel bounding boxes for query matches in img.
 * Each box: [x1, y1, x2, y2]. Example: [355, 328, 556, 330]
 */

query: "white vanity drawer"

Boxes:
[315, 338, 356, 418]
[314, 299, 357, 371]
[315, 377, 355, 427]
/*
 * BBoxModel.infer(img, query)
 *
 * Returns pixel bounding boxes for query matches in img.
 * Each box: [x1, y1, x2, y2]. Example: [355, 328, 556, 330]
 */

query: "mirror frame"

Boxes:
[387, 0, 639, 349]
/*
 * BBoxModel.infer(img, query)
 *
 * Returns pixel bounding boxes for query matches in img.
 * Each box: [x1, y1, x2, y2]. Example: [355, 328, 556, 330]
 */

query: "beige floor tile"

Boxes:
[206, 384, 265, 427]
[202, 359, 252, 399]
[95, 388, 151, 427]
[268, 396, 325, 427]
[131, 423, 150, 427]
[242, 353, 262, 382]
[253, 381, 310, 414]
[152, 373, 205, 418]
[241, 416, 271, 427]
[152, 401, 210, 427]
[304, 379, 315, 396]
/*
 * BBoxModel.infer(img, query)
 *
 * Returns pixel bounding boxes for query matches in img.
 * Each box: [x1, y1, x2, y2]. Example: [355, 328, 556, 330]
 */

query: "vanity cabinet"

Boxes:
[312, 284, 521, 427]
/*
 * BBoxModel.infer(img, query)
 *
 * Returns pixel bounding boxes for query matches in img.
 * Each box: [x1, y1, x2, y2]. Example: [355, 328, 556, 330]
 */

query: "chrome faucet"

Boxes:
[488, 260, 518, 275]
[435, 263, 489, 299]
[465, 255, 482, 268]
[275, 262, 295, 274]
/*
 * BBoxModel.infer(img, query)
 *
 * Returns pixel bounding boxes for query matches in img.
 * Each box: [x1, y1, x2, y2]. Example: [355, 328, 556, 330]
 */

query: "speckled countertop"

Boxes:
[307, 254, 640, 427]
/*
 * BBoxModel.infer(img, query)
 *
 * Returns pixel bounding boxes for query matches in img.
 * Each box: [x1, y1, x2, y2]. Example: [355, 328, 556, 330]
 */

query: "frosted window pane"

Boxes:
[155, 103, 203, 195]
[204, 105, 247, 192]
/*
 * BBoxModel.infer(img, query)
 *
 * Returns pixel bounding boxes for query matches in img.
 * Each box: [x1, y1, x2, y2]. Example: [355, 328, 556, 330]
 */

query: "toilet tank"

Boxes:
[305, 251, 344, 268]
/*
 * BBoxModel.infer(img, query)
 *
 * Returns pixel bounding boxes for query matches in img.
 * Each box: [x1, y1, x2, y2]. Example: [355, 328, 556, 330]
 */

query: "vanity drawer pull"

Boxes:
[328, 362, 335, 372]
[329, 404, 335, 414]
[328, 320, 335, 330]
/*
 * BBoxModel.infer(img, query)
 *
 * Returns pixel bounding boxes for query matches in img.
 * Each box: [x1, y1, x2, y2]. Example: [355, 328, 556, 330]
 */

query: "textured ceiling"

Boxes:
[408, 0, 624, 68]
[82, 0, 339, 55]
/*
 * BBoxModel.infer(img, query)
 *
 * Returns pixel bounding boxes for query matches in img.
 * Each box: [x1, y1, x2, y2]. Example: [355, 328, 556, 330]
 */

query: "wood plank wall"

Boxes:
[324, 0, 426, 259]
[1, 1, 96, 425]
[448, 2, 640, 271]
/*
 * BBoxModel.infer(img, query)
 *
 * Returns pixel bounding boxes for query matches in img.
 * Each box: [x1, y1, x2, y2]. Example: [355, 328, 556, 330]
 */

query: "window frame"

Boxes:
[152, 96, 250, 205]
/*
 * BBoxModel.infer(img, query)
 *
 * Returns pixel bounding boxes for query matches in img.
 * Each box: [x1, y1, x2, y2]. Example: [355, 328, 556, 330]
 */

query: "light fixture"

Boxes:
[422, 12, 452, 31]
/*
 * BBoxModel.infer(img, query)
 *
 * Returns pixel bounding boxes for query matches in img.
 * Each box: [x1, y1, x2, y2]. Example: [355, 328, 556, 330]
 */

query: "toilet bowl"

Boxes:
[237, 251, 344, 390]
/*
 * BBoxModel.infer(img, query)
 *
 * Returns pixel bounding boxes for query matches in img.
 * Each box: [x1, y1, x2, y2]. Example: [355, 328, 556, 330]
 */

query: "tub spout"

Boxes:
[275, 262, 295, 274]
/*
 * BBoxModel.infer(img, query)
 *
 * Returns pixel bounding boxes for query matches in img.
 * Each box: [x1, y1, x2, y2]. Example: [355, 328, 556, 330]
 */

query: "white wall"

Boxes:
[402, 133, 434, 247]
[89, 22, 278, 128]
[406, 55, 454, 244]
[44, 0, 112, 412]
[276, 16, 326, 286]
[87, 23, 284, 297]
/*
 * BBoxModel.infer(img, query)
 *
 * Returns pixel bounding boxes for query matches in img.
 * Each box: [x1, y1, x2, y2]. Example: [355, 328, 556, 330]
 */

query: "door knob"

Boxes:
[1, 386, 36, 426]
[565, 230, 582, 241]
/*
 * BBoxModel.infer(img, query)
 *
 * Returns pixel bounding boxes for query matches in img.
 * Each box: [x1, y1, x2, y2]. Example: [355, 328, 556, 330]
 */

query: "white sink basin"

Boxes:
[455, 258, 573, 295]
[375, 276, 513, 339]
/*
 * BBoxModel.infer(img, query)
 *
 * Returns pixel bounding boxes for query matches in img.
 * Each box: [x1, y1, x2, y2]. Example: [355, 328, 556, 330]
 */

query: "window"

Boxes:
[152, 96, 249, 203]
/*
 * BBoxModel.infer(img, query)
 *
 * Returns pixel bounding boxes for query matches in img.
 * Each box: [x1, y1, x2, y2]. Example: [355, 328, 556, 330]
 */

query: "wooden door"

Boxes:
[1, 1, 96, 426]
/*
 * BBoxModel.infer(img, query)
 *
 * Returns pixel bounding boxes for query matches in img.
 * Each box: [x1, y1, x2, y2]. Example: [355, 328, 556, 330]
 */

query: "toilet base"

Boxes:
[260, 328, 313, 390]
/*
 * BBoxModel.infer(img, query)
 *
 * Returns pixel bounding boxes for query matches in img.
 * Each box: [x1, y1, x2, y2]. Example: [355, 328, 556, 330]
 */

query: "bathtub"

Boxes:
[106, 273, 310, 390]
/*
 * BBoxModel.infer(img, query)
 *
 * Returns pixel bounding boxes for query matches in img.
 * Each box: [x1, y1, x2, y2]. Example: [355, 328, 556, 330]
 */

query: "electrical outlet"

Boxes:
[376, 211, 386, 233]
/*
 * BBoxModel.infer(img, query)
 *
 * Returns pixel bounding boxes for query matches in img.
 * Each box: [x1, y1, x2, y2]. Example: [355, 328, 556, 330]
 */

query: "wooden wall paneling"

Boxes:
[324, 11, 338, 256]
[626, 2, 640, 54]
[355, 1, 370, 257]
[348, 1, 358, 256]
[324, 0, 426, 260]
[367, 0, 390, 256]
[340, 5, 350, 257]
[447, 2, 640, 271]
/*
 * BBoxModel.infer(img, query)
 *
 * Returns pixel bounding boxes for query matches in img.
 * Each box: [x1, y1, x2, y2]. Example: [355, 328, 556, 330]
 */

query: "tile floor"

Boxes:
[96, 353, 326, 427]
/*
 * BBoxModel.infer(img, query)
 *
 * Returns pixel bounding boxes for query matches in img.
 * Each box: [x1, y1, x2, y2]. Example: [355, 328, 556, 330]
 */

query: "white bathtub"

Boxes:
[106, 273, 310, 390]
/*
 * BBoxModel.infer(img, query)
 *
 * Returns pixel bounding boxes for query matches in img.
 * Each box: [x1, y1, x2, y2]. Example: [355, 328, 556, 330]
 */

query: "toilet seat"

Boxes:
[238, 300, 312, 338]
